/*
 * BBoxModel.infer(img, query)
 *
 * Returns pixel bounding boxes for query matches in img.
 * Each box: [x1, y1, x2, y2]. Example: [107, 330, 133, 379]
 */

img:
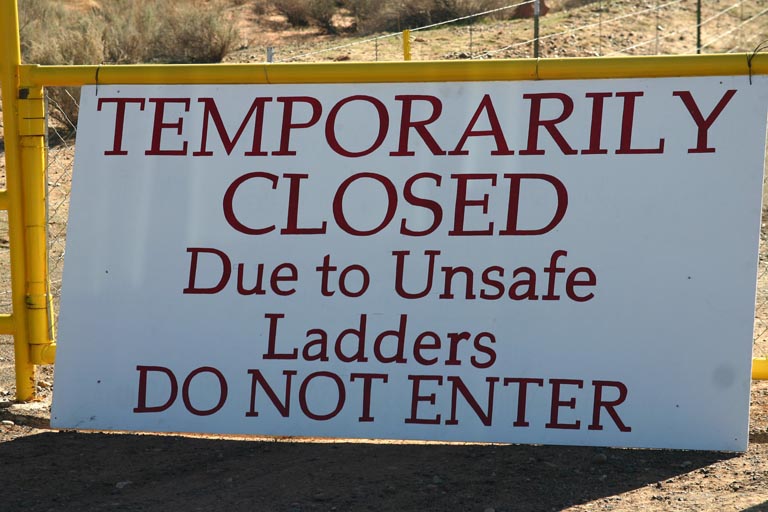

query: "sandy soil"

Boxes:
[1, 370, 768, 511]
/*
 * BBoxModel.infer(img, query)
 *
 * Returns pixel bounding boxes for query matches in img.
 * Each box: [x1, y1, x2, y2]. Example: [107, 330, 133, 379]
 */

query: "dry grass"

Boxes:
[19, 0, 239, 126]
[271, 0, 530, 34]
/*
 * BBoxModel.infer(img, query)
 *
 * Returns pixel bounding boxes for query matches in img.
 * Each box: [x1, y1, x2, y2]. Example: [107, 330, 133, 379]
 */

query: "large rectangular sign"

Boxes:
[52, 74, 768, 450]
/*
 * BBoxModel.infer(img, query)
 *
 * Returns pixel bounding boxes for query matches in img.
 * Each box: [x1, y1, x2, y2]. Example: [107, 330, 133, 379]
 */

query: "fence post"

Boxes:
[655, 0, 660, 55]
[403, 29, 411, 61]
[598, 0, 602, 56]
[696, 0, 701, 54]
[533, 0, 540, 58]
[469, 23, 474, 58]
[0, 0, 35, 401]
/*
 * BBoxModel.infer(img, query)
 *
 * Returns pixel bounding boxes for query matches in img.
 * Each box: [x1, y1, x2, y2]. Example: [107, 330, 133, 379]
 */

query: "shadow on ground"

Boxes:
[0, 431, 731, 512]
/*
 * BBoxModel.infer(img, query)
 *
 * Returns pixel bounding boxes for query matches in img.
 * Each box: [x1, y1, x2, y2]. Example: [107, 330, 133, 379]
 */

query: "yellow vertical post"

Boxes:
[20, 86, 55, 367]
[403, 29, 411, 61]
[0, 0, 35, 400]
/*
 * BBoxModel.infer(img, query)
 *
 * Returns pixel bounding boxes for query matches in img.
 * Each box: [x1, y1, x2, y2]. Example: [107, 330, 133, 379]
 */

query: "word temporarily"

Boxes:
[133, 365, 632, 433]
[96, 90, 735, 158]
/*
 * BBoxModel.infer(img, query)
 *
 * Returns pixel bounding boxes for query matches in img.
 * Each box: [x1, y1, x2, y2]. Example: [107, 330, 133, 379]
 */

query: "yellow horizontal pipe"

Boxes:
[19, 60, 534, 86]
[29, 342, 55, 366]
[0, 314, 14, 335]
[536, 53, 767, 80]
[754, 358, 768, 380]
[18, 53, 768, 88]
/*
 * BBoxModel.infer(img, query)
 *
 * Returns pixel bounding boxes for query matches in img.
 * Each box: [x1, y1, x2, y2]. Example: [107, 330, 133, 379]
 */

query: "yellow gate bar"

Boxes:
[30, 343, 55, 366]
[17, 53, 768, 88]
[0, 190, 9, 211]
[754, 359, 768, 380]
[0, 314, 15, 335]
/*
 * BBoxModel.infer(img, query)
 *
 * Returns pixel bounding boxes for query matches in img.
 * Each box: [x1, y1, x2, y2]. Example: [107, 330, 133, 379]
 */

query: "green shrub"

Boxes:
[19, 0, 238, 128]
[18, 0, 67, 58]
[100, 0, 163, 64]
[273, 0, 313, 26]
[307, 0, 340, 34]
[273, 0, 339, 32]
[158, 3, 239, 63]
[21, 3, 103, 129]
[278, 0, 514, 34]
[100, 0, 238, 64]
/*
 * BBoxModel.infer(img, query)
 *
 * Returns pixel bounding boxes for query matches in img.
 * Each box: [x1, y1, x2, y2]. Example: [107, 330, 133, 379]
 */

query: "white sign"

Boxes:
[52, 76, 768, 451]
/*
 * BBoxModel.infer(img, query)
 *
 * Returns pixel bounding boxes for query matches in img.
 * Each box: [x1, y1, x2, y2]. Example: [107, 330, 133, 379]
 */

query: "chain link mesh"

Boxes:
[755, 185, 768, 359]
[46, 116, 74, 323]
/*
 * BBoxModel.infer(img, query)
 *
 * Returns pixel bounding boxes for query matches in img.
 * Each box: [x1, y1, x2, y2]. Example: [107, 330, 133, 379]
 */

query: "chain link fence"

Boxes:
[756, 209, 768, 359]
[265, 0, 768, 62]
[22, 0, 768, 363]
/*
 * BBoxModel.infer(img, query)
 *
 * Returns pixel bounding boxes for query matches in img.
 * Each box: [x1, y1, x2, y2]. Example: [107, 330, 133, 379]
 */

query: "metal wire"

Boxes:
[699, 1, 745, 29]
[702, 6, 768, 49]
[410, 0, 534, 33]
[480, 0, 687, 58]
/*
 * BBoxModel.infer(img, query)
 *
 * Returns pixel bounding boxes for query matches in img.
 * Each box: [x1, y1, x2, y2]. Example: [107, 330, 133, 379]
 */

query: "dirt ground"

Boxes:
[2, 357, 768, 511]
[2, 1, 768, 511]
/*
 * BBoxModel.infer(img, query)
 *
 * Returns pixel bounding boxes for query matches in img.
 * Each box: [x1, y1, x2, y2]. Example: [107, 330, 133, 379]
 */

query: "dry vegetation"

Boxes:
[18, 0, 239, 125]
[20, 0, 238, 64]
[268, 0, 530, 34]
